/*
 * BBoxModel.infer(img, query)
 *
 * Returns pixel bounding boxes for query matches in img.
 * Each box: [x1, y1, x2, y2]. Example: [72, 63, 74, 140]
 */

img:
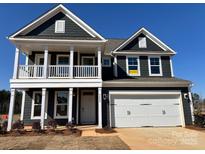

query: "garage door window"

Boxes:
[126, 56, 140, 76]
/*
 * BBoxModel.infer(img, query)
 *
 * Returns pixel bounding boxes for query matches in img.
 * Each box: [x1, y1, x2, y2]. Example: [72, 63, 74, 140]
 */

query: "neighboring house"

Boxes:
[7, 4, 194, 131]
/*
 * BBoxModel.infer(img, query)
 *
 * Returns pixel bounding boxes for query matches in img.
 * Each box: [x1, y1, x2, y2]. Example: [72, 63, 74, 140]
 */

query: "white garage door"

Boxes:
[110, 94, 182, 127]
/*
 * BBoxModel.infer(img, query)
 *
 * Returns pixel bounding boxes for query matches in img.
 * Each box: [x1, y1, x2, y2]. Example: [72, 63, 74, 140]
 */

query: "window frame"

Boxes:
[54, 91, 69, 119]
[148, 56, 163, 76]
[102, 57, 111, 67]
[81, 56, 95, 65]
[55, 20, 65, 33]
[126, 56, 141, 76]
[138, 37, 147, 48]
[31, 91, 48, 120]
[56, 55, 70, 65]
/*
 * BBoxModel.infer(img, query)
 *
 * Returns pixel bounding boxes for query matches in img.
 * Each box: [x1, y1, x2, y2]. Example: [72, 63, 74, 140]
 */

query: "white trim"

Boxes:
[112, 51, 175, 55]
[148, 56, 163, 76]
[179, 92, 186, 127]
[112, 27, 176, 54]
[56, 54, 70, 65]
[13, 48, 20, 79]
[20, 91, 26, 121]
[114, 56, 118, 77]
[98, 87, 102, 128]
[31, 91, 48, 120]
[126, 56, 141, 76]
[170, 57, 174, 77]
[81, 56, 95, 65]
[76, 88, 79, 124]
[7, 89, 16, 131]
[109, 90, 185, 127]
[55, 20, 65, 33]
[68, 88, 73, 122]
[54, 90, 69, 119]
[102, 57, 111, 67]
[9, 37, 106, 43]
[10, 78, 103, 88]
[10, 4, 105, 40]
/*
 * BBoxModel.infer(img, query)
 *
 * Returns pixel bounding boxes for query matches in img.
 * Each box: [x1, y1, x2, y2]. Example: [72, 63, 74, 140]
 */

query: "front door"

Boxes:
[80, 90, 96, 124]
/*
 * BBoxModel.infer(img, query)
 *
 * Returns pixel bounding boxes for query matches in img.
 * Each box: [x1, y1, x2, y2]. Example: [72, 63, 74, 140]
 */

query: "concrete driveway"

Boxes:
[114, 127, 205, 150]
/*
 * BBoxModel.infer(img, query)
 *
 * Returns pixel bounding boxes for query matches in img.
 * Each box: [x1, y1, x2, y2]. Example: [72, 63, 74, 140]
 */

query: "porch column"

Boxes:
[7, 89, 16, 131]
[43, 48, 48, 78]
[70, 47, 74, 78]
[20, 54, 29, 121]
[20, 91, 26, 121]
[40, 88, 46, 129]
[114, 56, 118, 77]
[98, 87, 102, 128]
[13, 48, 20, 79]
[97, 47, 102, 78]
[68, 88, 73, 123]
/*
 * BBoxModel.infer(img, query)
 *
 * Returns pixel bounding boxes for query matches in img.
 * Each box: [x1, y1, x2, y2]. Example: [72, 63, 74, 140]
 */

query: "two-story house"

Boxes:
[7, 4, 194, 131]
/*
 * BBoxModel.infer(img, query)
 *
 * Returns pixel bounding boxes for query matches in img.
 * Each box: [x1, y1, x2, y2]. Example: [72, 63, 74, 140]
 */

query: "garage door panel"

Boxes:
[111, 93, 182, 127]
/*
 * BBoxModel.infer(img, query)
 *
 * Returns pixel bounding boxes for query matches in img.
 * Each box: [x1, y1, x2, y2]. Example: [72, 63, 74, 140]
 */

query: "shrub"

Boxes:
[12, 120, 24, 131]
[47, 120, 57, 130]
[32, 121, 41, 132]
[194, 115, 205, 128]
[0, 121, 8, 134]
[66, 122, 75, 131]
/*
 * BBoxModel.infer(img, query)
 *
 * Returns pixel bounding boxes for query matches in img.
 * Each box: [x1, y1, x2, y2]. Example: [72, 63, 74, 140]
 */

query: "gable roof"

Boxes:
[9, 4, 105, 41]
[104, 39, 125, 55]
[112, 27, 176, 54]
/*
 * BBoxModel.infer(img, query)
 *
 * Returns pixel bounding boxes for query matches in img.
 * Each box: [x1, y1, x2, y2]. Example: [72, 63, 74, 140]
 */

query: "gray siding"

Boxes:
[17, 12, 97, 40]
[102, 87, 193, 127]
[23, 88, 77, 126]
[102, 58, 114, 81]
[116, 56, 172, 78]
[121, 33, 164, 51]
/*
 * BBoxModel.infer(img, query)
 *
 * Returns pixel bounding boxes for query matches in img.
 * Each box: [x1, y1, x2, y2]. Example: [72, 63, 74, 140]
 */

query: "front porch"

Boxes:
[7, 87, 103, 131]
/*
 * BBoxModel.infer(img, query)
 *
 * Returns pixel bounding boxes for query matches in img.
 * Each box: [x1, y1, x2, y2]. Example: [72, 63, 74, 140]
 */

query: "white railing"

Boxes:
[18, 65, 44, 78]
[48, 65, 70, 78]
[18, 65, 99, 79]
[74, 65, 98, 78]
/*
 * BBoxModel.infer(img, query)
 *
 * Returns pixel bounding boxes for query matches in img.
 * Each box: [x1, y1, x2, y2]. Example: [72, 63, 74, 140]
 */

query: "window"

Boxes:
[126, 56, 140, 76]
[138, 37, 147, 48]
[54, 91, 69, 119]
[82, 56, 95, 65]
[102, 57, 111, 67]
[149, 57, 162, 76]
[31, 91, 48, 119]
[55, 20, 65, 33]
[57, 55, 69, 65]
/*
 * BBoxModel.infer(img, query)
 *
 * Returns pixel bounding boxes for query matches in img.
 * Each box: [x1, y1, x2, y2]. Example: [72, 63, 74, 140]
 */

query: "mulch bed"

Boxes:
[0, 129, 82, 137]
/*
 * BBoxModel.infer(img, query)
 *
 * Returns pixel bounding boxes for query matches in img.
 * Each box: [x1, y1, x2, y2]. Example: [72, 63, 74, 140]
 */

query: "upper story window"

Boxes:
[126, 56, 140, 76]
[55, 20, 65, 33]
[138, 37, 147, 48]
[102, 57, 111, 67]
[149, 56, 162, 76]
[57, 55, 69, 65]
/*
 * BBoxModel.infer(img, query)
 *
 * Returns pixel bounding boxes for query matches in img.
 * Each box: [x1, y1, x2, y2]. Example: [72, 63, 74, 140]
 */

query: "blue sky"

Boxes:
[0, 3, 204, 98]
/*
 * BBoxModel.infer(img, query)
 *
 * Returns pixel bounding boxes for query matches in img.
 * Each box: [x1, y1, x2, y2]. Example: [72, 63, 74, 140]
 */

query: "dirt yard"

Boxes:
[0, 135, 129, 150]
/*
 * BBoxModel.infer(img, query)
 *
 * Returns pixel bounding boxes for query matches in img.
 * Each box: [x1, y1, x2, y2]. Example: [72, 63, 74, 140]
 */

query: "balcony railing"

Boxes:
[18, 65, 44, 78]
[18, 65, 99, 79]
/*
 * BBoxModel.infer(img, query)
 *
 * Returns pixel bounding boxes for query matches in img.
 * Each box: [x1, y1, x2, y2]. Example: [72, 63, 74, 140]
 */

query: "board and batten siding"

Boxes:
[23, 89, 77, 126]
[17, 12, 94, 39]
[116, 56, 172, 78]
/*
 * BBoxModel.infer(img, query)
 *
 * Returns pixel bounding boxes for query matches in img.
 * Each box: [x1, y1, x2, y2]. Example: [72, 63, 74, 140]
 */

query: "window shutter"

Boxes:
[138, 37, 147, 48]
[55, 20, 65, 33]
